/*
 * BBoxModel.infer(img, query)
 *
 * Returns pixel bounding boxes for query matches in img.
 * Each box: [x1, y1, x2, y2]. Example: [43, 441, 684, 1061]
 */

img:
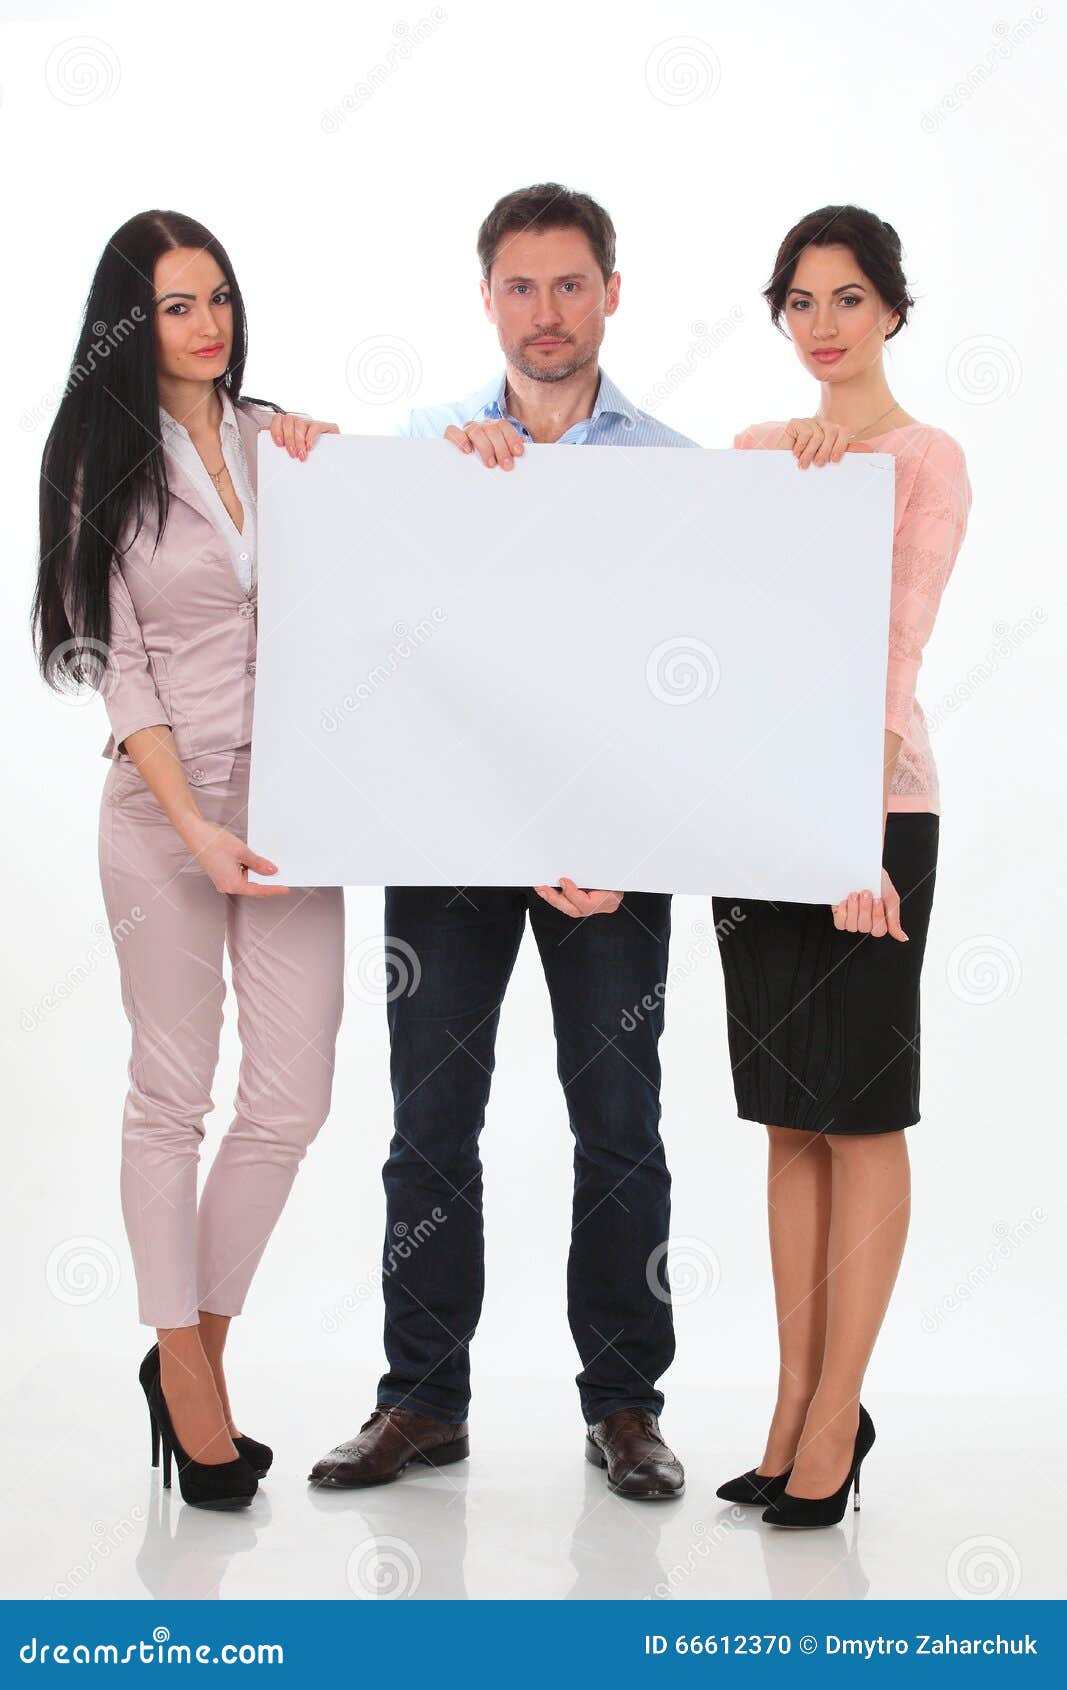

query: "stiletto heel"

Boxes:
[145, 1372, 257, 1509]
[139, 1344, 273, 1479]
[761, 1404, 875, 1530]
[138, 1345, 258, 1509]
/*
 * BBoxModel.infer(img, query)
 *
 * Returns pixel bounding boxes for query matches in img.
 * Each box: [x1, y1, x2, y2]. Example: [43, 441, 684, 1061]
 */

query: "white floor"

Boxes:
[1, 1357, 1059, 1603]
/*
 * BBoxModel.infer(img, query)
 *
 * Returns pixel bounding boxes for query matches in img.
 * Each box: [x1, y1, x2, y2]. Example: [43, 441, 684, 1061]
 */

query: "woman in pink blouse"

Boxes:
[713, 205, 971, 1528]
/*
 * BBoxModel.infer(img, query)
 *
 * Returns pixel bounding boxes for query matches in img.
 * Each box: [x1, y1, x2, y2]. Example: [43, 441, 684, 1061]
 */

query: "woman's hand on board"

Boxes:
[832, 868, 908, 941]
[180, 816, 291, 897]
[263, 413, 340, 460]
[777, 417, 853, 468]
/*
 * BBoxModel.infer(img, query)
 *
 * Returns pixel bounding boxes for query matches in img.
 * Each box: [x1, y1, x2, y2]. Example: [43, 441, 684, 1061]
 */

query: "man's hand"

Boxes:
[445, 417, 526, 469]
[535, 878, 623, 918]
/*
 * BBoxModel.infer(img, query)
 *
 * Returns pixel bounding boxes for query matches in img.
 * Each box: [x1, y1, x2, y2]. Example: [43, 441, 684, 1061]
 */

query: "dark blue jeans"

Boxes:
[376, 886, 675, 1425]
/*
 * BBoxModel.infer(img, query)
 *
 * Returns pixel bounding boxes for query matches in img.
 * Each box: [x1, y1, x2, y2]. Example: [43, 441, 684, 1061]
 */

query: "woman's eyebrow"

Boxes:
[154, 284, 229, 303]
[788, 282, 867, 297]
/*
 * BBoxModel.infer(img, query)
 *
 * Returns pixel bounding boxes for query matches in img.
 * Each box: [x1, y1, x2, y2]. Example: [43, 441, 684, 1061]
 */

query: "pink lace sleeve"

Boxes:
[884, 433, 972, 738]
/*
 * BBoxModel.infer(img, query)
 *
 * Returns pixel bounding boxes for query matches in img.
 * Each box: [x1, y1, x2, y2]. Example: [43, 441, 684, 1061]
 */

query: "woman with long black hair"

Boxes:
[34, 210, 345, 1509]
[714, 205, 972, 1528]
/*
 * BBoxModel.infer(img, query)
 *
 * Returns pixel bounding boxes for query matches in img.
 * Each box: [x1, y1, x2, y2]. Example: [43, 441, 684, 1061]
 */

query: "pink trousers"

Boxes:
[98, 744, 345, 1328]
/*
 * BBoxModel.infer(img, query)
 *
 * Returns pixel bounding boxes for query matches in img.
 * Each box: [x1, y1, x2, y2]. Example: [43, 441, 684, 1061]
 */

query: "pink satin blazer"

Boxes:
[100, 397, 275, 764]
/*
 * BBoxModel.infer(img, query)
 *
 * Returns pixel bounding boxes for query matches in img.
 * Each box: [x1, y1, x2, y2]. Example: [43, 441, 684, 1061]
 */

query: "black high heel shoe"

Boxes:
[231, 1433, 273, 1479]
[716, 1466, 793, 1506]
[139, 1345, 273, 1479]
[139, 1350, 258, 1510]
[761, 1404, 875, 1529]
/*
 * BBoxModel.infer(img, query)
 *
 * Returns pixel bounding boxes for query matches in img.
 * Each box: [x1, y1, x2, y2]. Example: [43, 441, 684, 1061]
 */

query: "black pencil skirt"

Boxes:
[711, 812, 939, 1135]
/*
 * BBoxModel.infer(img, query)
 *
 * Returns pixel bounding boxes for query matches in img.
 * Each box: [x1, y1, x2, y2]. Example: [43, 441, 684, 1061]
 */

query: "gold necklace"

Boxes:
[207, 461, 228, 490]
[849, 401, 903, 441]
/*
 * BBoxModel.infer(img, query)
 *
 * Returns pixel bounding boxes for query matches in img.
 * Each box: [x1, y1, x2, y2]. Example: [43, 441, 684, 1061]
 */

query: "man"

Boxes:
[310, 183, 696, 1500]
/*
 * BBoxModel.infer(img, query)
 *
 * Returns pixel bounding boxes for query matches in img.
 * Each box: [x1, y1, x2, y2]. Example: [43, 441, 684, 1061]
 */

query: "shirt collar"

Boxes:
[476, 367, 638, 429]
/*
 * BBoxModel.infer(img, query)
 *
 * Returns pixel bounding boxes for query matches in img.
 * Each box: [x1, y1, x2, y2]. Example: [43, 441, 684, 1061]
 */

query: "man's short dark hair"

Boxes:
[477, 183, 617, 283]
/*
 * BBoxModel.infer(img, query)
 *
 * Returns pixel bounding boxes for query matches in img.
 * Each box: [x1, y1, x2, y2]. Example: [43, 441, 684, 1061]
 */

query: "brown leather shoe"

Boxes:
[586, 1408, 684, 1499]
[308, 1406, 470, 1488]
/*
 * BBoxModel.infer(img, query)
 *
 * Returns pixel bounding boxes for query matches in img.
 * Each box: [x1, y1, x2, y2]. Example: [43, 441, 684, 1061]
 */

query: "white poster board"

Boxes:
[248, 436, 895, 901]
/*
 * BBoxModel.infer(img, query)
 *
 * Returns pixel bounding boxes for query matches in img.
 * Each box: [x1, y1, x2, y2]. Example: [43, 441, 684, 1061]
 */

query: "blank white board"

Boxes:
[247, 435, 895, 901]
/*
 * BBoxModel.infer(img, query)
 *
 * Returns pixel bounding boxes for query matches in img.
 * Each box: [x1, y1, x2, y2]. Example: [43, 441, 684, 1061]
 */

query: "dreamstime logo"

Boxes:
[46, 1236, 121, 1306]
[346, 935, 422, 1004]
[53, 1509, 146, 1598]
[945, 935, 1021, 1004]
[22, 309, 146, 434]
[947, 1535, 1021, 1599]
[21, 910, 144, 1031]
[919, 10, 1046, 133]
[646, 1513, 744, 1599]
[321, 10, 447, 133]
[345, 335, 422, 405]
[346, 1536, 422, 1599]
[646, 1236, 721, 1306]
[946, 336, 1022, 405]
[45, 36, 121, 105]
[321, 1209, 448, 1332]
[19, 1629, 283, 1665]
[45, 637, 120, 706]
[646, 637, 720, 705]
[920, 1208, 1046, 1333]
[645, 37, 722, 105]
[321, 610, 446, 733]
[924, 610, 1047, 735]
[640, 311, 744, 411]
[620, 911, 743, 1034]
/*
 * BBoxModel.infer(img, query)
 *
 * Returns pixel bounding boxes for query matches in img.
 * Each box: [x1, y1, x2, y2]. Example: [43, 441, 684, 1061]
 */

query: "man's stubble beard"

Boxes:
[505, 337, 601, 384]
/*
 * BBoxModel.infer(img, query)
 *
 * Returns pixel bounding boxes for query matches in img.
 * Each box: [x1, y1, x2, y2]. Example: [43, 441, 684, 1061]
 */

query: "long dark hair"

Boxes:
[33, 209, 279, 691]
[763, 204, 915, 341]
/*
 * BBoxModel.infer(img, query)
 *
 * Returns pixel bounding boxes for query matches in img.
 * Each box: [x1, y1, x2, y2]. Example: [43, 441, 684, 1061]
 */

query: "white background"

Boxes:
[2, 0, 1063, 1602]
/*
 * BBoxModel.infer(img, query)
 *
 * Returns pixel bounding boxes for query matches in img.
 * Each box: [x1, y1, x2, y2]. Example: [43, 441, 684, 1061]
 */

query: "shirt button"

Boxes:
[238, 601, 255, 617]
[246, 661, 257, 676]
[240, 552, 249, 561]
[189, 768, 205, 785]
